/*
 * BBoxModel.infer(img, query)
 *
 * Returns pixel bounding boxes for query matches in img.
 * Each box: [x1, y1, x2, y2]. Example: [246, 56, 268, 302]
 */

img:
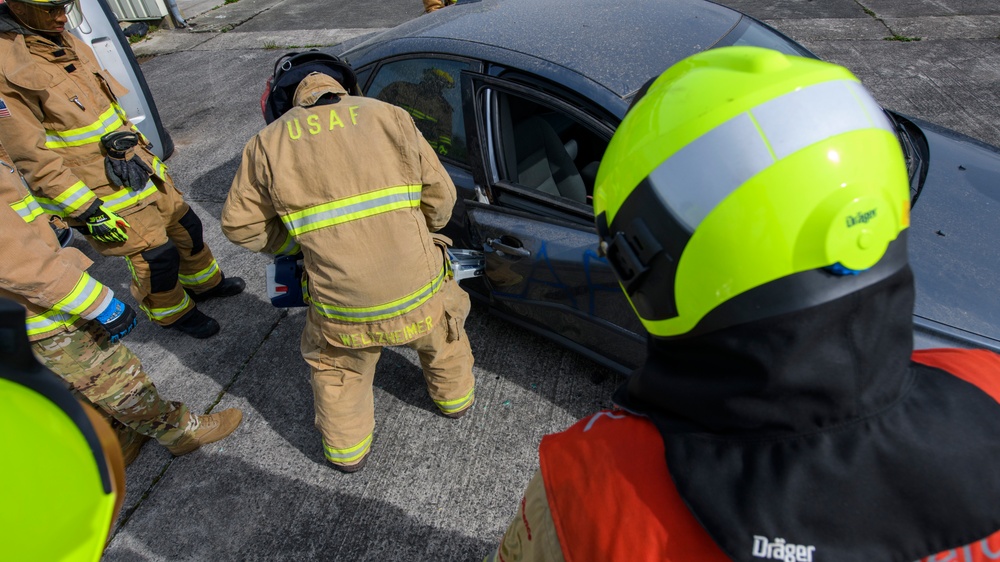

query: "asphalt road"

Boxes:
[91, 0, 1000, 559]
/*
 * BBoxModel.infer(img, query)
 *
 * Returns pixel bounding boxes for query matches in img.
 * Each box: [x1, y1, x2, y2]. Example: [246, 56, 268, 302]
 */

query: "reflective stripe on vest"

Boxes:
[647, 79, 893, 233]
[10, 193, 44, 223]
[309, 264, 445, 323]
[44, 104, 125, 149]
[25, 309, 75, 337]
[34, 180, 97, 217]
[323, 433, 372, 464]
[280, 183, 421, 238]
[178, 259, 220, 288]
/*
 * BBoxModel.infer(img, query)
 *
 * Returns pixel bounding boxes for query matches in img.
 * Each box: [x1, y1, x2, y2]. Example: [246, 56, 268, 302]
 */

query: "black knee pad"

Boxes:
[178, 208, 205, 255]
[142, 241, 180, 293]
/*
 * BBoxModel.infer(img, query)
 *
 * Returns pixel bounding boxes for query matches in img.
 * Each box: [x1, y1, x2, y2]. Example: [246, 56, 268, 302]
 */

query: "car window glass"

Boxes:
[493, 91, 608, 210]
[367, 58, 470, 164]
[727, 20, 813, 57]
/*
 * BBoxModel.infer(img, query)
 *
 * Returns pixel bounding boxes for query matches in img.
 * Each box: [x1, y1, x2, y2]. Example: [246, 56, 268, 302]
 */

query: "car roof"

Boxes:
[345, 0, 743, 99]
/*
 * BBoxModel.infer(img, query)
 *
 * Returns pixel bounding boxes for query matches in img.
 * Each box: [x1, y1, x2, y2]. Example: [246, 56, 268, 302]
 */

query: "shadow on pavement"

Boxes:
[106, 454, 494, 561]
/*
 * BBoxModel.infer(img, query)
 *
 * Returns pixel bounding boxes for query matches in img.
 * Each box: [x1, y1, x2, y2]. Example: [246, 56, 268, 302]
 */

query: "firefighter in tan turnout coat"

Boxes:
[223, 66, 475, 472]
[0, 137, 242, 463]
[0, 0, 244, 339]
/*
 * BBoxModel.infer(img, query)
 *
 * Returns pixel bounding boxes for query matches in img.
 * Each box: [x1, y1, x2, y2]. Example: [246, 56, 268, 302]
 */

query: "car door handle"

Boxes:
[487, 236, 531, 257]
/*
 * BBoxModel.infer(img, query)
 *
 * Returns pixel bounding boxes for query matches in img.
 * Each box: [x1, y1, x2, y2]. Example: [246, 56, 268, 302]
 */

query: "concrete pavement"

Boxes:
[93, 0, 1000, 560]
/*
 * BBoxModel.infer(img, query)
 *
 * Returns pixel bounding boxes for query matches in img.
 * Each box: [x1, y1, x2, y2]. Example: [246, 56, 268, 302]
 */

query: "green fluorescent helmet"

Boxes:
[593, 46, 910, 339]
[0, 301, 123, 561]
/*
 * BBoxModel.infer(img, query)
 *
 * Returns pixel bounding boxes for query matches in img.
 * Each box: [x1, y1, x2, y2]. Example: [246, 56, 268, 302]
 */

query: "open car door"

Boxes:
[465, 201, 645, 372]
[462, 73, 645, 373]
[70, 0, 173, 159]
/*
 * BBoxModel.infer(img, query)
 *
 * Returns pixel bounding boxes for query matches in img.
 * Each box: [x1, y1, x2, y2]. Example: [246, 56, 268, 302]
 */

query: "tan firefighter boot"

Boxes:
[166, 408, 243, 456]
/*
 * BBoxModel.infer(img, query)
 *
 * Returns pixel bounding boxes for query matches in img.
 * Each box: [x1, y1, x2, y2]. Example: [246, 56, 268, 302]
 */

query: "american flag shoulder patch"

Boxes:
[0, 99, 10, 118]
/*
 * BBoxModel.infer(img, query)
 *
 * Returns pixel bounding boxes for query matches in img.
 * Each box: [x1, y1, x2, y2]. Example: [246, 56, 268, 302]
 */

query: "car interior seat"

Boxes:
[497, 93, 587, 204]
[512, 116, 587, 204]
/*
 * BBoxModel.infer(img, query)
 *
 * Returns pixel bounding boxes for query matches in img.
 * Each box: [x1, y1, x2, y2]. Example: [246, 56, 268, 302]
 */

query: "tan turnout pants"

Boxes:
[87, 181, 222, 326]
[302, 279, 475, 467]
[423, 0, 454, 13]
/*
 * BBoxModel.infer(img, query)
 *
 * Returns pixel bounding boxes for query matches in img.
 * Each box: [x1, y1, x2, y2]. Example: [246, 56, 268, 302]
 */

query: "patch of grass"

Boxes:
[127, 24, 158, 43]
[263, 40, 279, 49]
[224, 0, 239, 4]
[862, 7, 876, 17]
[884, 34, 922, 42]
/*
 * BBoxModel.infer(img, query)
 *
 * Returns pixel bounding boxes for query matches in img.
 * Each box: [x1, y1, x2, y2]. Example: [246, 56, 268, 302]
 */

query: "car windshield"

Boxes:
[722, 17, 815, 58]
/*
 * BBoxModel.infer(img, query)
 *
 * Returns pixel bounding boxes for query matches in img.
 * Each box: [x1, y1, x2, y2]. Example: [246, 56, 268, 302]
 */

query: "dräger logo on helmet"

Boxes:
[845, 208, 877, 228]
[751, 535, 816, 562]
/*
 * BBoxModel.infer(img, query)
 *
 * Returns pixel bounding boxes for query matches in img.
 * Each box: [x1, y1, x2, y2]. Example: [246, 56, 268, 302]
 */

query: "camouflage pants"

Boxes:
[31, 323, 192, 447]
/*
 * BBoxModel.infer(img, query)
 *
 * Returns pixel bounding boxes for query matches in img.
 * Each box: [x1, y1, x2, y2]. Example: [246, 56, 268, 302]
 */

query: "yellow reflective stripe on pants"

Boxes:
[44, 104, 125, 149]
[25, 309, 76, 338]
[177, 259, 220, 287]
[323, 433, 372, 464]
[435, 387, 474, 414]
[10, 193, 44, 223]
[310, 265, 445, 323]
[280, 184, 421, 237]
[54, 273, 106, 316]
[102, 179, 159, 213]
[141, 291, 192, 321]
[34, 180, 97, 217]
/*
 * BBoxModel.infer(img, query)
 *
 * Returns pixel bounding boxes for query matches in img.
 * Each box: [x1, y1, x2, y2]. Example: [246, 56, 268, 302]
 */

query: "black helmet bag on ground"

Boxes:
[262, 50, 360, 124]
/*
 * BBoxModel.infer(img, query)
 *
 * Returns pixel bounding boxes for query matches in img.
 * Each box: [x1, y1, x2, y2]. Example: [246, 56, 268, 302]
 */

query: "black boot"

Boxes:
[191, 275, 246, 303]
[167, 308, 220, 339]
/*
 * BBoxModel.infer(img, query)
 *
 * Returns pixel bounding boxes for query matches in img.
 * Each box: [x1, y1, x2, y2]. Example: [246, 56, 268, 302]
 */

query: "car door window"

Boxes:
[492, 92, 608, 211]
[367, 58, 470, 163]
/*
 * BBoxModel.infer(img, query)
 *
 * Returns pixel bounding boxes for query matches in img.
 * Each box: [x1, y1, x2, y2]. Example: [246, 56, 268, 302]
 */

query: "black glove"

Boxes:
[94, 297, 138, 344]
[101, 131, 153, 190]
[79, 200, 130, 243]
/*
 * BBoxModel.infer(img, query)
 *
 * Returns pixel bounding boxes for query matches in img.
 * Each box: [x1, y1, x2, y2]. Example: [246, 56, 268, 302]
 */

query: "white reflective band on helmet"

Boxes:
[649, 79, 894, 232]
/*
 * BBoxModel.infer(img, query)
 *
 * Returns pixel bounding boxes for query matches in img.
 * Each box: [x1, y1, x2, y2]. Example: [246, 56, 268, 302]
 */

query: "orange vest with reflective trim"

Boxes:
[538, 349, 1000, 562]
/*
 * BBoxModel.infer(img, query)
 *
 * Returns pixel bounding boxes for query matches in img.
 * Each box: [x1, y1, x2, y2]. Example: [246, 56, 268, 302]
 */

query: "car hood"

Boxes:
[908, 117, 1000, 346]
[345, 0, 741, 99]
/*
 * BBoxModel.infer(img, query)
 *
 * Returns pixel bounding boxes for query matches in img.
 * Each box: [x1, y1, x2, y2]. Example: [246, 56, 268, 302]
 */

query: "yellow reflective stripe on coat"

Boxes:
[34, 180, 97, 217]
[101, 179, 158, 213]
[44, 104, 124, 149]
[151, 156, 168, 180]
[280, 184, 421, 237]
[178, 260, 220, 287]
[435, 387, 474, 414]
[275, 232, 300, 256]
[25, 309, 76, 337]
[53, 273, 105, 316]
[141, 292, 191, 321]
[323, 434, 372, 464]
[310, 265, 445, 323]
[10, 193, 44, 223]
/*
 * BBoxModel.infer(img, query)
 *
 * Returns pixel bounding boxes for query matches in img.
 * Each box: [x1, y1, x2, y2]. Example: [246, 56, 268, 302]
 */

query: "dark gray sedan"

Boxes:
[336, 0, 1000, 372]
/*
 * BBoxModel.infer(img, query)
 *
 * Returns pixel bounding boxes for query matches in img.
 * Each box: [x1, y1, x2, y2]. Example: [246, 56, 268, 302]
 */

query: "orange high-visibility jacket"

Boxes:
[493, 349, 1000, 562]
